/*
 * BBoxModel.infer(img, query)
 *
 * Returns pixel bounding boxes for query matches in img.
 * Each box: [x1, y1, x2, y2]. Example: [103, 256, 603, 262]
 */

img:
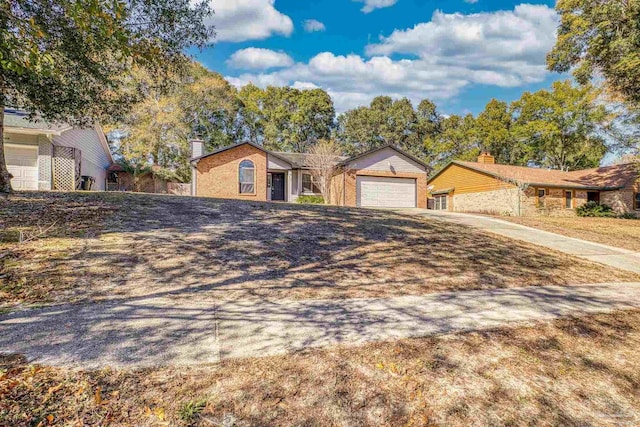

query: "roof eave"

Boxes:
[5, 125, 72, 136]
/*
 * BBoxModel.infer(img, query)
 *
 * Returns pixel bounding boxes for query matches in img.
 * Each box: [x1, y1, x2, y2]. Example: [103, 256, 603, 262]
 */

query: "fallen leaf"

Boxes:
[94, 387, 102, 405]
[154, 407, 165, 421]
[43, 383, 64, 403]
[46, 414, 54, 424]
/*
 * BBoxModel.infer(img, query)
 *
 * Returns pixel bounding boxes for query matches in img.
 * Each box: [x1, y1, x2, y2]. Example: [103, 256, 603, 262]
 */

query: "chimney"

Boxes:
[477, 152, 495, 164]
[190, 139, 204, 159]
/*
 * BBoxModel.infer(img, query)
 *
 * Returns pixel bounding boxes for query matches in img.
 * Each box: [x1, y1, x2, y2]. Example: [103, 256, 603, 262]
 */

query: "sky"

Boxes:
[190, 0, 562, 116]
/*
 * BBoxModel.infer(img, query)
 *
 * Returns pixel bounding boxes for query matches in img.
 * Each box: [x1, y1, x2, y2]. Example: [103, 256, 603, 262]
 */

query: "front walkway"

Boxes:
[2, 282, 640, 369]
[396, 209, 640, 274]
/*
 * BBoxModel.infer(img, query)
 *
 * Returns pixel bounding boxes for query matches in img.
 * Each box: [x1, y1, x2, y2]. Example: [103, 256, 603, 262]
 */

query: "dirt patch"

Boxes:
[498, 215, 640, 252]
[2, 310, 640, 426]
[2, 192, 639, 309]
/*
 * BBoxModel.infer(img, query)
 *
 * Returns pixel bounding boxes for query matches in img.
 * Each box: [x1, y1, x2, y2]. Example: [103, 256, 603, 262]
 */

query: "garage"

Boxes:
[5, 144, 39, 190]
[356, 176, 417, 208]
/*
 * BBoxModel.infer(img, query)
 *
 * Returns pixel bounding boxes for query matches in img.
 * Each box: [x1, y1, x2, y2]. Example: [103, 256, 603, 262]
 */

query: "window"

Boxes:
[239, 160, 255, 194]
[635, 193, 640, 210]
[302, 173, 321, 194]
[565, 190, 573, 209]
[537, 188, 546, 207]
[434, 195, 447, 210]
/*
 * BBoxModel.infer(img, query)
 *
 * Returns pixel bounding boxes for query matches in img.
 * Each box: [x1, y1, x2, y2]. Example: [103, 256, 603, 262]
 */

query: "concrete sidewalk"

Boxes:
[2, 282, 640, 369]
[397, 209, 640, 274]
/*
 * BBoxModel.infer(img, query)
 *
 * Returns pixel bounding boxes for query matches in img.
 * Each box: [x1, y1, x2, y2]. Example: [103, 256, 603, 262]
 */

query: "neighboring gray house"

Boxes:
[3, 109, 113, 191]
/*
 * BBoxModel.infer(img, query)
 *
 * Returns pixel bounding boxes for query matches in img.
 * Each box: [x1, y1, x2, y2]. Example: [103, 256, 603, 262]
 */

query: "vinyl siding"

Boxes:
[346, 147, 425, 173]
[429, 164, 514, 195]
[52, 127, 111, 190]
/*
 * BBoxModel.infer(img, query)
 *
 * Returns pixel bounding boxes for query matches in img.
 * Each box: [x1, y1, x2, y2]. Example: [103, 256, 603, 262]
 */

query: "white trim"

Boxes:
[5, 126, 71, 136]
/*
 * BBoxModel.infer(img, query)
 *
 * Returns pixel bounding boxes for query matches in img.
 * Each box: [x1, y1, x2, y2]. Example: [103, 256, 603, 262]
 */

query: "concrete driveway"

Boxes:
[395, 209, 640, 274]
[2, 282, 640, 369]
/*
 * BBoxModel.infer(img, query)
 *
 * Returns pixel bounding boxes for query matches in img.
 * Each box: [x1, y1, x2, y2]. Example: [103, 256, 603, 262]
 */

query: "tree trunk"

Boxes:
[0, 79, 13, 193]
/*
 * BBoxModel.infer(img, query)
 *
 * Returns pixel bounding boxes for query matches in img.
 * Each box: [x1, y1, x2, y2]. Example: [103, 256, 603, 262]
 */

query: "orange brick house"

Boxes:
[428, 153, 640, 217]
[190, 141, 429, 208]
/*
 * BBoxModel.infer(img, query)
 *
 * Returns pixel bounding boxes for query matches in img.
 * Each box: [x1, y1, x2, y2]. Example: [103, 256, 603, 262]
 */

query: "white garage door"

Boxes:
[357, 176, 416, 208]
[5, 145, 39, 190]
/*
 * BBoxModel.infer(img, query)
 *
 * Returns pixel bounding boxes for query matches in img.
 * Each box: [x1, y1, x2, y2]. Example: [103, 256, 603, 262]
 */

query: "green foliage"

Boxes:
[238, 85, 335, 152]
[297, 195, 325, 204]
[110, 64, 241, 183]
[0, 0, 214, 192]
[335, 96, 441, 161]
[576, 201, 616, 217]
[424, 114, 479, 168]
[511, 81, 609, 171]
[618, 213, 639, 220]
[548, 0, 640, 107]
[178, 399, 207, 425]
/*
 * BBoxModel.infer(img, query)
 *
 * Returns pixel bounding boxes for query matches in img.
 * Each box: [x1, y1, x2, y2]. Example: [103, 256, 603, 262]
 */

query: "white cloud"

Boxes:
[464, 0, 479, 3]
[207, 0, 293, 42]
[366, 4, 558, 85]
[224, 4, 559, 112]
[354, 0, 399, 13]
[227, 48, 294, 70]
[304, 19, 326, 33]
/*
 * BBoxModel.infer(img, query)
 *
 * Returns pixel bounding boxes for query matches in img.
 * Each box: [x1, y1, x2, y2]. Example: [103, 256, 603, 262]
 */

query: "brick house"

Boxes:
[190, 141, 429, 208]
[428, 153, 640, 217]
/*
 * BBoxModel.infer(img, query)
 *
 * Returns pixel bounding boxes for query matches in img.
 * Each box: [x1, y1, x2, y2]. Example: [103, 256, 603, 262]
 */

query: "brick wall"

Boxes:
[452, 187, 521, 216]
[196, 144, 267, 200]
[601, 190, 638, 217]
[520, 187, 588, 217]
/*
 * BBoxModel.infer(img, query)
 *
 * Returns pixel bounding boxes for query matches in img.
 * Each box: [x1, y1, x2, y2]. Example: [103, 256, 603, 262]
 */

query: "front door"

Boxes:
[271, 173, 285, 201]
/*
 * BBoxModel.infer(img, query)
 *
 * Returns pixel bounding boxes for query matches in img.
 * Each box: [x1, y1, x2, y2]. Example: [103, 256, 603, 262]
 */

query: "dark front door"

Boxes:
[271, 173, 285, 201]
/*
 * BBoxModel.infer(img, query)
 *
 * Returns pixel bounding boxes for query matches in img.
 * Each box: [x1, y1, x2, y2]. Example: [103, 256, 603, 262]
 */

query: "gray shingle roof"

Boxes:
[270, 151, 348, 168]
[4, 109, 71, 133]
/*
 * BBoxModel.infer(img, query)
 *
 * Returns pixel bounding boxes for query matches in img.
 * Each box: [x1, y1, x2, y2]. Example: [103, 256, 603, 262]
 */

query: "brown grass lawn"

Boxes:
[2, 310, 640, 426]
[1, 192, 639, 310]
[499, 216, 640, 253]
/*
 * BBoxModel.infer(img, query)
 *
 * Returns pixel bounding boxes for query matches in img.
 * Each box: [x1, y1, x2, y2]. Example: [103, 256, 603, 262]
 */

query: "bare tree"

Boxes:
[498, 173, 530, 216]
[306, 139, 343, 204]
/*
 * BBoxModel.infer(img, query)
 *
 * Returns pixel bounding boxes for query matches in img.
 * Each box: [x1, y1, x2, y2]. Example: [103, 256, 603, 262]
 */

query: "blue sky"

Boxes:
[192, 0, 561, 115]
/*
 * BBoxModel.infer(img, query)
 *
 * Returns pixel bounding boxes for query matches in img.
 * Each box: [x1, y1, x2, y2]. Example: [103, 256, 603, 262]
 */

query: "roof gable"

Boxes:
[340, 144, 428, 171]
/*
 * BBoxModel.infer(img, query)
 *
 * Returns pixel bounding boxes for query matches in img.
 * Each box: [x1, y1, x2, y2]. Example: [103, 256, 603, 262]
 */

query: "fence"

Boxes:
[53, 146, 81, 191]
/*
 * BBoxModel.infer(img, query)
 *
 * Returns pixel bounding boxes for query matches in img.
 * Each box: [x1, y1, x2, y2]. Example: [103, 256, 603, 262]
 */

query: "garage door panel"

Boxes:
[357, 176, 416, 208]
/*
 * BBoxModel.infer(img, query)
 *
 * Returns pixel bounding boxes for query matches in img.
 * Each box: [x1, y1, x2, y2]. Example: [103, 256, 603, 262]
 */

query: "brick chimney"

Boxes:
[477, 152, 496, 164]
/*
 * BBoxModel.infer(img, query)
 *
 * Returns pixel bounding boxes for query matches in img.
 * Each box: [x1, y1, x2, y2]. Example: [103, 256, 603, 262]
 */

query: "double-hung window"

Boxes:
[239, 160, 255, 194]
[302, 173, 321, 194]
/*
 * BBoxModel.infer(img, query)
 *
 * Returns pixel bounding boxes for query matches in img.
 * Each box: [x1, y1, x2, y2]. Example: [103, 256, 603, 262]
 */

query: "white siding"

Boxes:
[347, 147, 425, 173]
[53, 127, 111, 190]
[3, 133, 49, 190]
[289, 170, 299, 202]
[268, 154, 292, 170]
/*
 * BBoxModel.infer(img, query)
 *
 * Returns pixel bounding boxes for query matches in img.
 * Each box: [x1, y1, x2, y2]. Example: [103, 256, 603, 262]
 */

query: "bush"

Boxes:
[297, 195, 325, 204]
[576, 201, 617, 217]
[178, 399, 207, 425]
[618, 212, 639, 220]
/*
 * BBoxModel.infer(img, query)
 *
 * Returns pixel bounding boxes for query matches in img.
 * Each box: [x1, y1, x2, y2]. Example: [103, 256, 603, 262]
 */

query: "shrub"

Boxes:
[297, 195, 325, 204]
[178, 399, 207, 425]
[618, 212, 639, 220]
[576, 201, 617, 217]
